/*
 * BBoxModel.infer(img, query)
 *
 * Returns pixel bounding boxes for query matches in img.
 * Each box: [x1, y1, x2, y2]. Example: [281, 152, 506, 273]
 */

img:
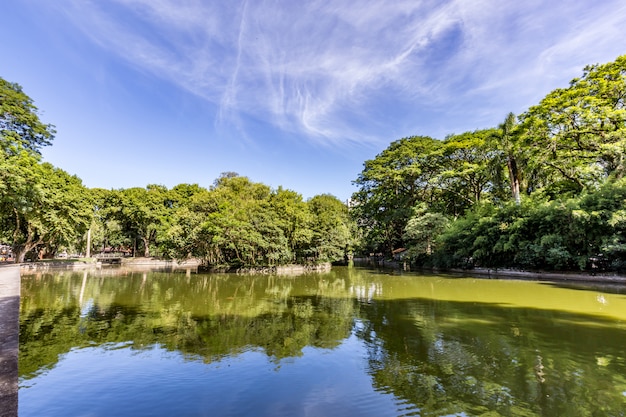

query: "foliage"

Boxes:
[352, 55, 626, 272]
[351, 135, 441, 255]
[0, 76, 73, 261]
[403, 203, 449, 260]
[433, 179, 626, 271]
[0, 77, 55, 154]
[5, 55, 626, 271]
[153, 174, 356, 267]
[520, 55, 626, 194]
[0, 75, 356, 266]
[308, 194, 356, 262]
[1, 160, 91, 262]
[106, 185, 171, 257]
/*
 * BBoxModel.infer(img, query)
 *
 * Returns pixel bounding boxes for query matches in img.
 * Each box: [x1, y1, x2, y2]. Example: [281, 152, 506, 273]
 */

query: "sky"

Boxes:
[1, 0, 626, 201]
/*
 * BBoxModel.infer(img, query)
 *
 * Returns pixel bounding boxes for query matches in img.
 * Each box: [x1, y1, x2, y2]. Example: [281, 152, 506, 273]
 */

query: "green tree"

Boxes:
[110, 185, 171, 257]
[209, 175, 293, 266]
[0, 76, 62, 261]
[520, 55, 626, 196]
[0, 77, 55, 154]
[87, 188, 133, 255]
[437, 130, 495, 214]
[269, 187, 313, 263]
[491, 113, 524, 204]
[403, 204, 449, 259]
[165, 174, 295, 267]
[308, 194, 355, 263]
[2, 163, 91, 262]
[158, 184, 210, 260]
[352, 136, 441, 256]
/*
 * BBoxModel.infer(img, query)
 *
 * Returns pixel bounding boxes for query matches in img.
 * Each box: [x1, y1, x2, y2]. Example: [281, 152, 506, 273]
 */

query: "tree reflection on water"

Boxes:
[20, 267, 626, 416]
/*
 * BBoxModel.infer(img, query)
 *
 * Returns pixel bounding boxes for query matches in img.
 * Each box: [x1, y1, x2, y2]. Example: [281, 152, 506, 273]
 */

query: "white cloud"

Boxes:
[55, 0, 626, 145]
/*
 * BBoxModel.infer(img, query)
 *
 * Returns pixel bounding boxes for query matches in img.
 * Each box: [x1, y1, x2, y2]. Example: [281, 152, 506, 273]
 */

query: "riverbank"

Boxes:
[16, 258, 330, 276]
[444, 267, 626, 284]
[0, 265, 19, 417]
[12, 257, 626, 283]
[353, 258, 626, 284]
[18, 257, 201, 274]
[229, 263, 331, 275]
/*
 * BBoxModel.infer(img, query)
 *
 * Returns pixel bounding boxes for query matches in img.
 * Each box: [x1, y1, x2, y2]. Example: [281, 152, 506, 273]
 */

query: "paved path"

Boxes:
[0, 266, 19, 417]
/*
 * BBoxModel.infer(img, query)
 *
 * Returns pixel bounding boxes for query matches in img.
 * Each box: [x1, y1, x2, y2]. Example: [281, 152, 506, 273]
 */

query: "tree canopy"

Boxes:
[352, 54, 626, 272]
[4, 55, 626, 272]
[0, 78, 55, 154]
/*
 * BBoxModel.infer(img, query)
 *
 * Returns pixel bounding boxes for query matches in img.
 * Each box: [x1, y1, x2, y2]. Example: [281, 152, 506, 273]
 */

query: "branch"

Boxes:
[546, 162, 586, 189]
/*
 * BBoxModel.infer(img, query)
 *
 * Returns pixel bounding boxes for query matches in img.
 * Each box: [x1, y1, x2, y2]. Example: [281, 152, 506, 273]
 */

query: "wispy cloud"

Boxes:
[56, 0, 626, 144]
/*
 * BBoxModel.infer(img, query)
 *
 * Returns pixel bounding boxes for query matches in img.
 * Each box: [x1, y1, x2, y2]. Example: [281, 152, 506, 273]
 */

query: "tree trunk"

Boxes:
[142, 237, 150, 257]
[12, 224, 41, 263]
[86, 228, 92, 258]
[13, 241, 38, 263]
[507, 155, 521, 205]
[14, 247, 27, 264]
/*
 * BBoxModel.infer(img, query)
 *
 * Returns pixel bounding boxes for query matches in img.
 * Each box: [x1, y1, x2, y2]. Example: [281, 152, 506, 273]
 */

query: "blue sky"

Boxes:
[2, 0, 626, 201]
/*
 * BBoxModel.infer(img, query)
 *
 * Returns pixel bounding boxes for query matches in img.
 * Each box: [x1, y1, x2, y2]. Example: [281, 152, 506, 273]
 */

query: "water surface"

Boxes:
[19, 267, 626, 416]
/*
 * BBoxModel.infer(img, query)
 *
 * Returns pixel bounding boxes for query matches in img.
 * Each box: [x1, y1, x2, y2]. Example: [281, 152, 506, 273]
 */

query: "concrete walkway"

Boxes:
[0, 265, 19, 417]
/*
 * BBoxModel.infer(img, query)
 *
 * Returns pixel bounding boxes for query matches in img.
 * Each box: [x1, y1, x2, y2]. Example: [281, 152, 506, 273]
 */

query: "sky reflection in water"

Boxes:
[19, 267, 626, 416]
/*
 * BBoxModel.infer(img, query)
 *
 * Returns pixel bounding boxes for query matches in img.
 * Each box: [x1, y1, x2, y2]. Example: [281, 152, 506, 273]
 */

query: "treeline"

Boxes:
[352, 55, 626, 272]
[89, 178, 357, 266]
[0, 79, 357, 266]
[4, 54, 626, 272]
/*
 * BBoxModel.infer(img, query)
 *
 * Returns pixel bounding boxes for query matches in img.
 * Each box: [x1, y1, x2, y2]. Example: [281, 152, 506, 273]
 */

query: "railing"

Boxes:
[95, 252, 125, 258]
[95, 253, 127, 263]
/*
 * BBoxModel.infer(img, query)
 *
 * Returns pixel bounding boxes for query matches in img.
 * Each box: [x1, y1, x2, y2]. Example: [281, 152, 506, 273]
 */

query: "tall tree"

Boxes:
[0, 77, 55, 154]
[352, 136, 441, 255]
[437, 129, 495, 214]
[520, 55, 626, 195]
[0, 77, 70, 262]
[2, 163, 91, 262]
[308, 194, 355, 263]
[270, 187, 313, 263]
[112, 185, 171, 257]
[492, 113, 523, 204]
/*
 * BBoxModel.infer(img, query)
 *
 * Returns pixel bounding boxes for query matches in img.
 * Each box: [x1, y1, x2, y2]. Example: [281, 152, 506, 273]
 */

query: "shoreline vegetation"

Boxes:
[351, 55, 626, 275]
[3, 56, 626, 276]
[15, 257, 332, 276]
[358, 258, 626, 284]
[10, 258, 626, 285]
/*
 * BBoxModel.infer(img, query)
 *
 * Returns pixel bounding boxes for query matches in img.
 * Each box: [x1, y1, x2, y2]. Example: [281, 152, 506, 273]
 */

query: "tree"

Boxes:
[0, 77, 55, 154]
[352, 136, 441, 256]
[111, 185, 171, 257]
[491, 113, 524, 204]
[1, 163, 91, 262]
[308, 194, 355, 263]
[0, 150, 41, 260]
[270, 187, 313, 263]
[437, 130, 496, 214]
[0, 77, 60, 261]
[164, 174, 298, 267]
[352, 132, 496, 257]
[403, 204, 449, 259]
[520, 55, 626, 196]
[207, 175, 289, 266]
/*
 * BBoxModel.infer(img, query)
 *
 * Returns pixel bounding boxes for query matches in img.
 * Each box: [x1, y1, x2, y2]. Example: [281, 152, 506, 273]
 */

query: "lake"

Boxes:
[18, 266, 626, 416]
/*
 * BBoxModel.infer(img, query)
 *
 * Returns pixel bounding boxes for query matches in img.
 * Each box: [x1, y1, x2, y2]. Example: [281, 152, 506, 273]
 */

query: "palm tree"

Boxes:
[498, 112, 522, 205]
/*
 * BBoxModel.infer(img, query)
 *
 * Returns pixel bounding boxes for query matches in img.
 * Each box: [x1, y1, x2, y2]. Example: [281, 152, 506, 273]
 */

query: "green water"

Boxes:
[18, 267, 626, 416]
